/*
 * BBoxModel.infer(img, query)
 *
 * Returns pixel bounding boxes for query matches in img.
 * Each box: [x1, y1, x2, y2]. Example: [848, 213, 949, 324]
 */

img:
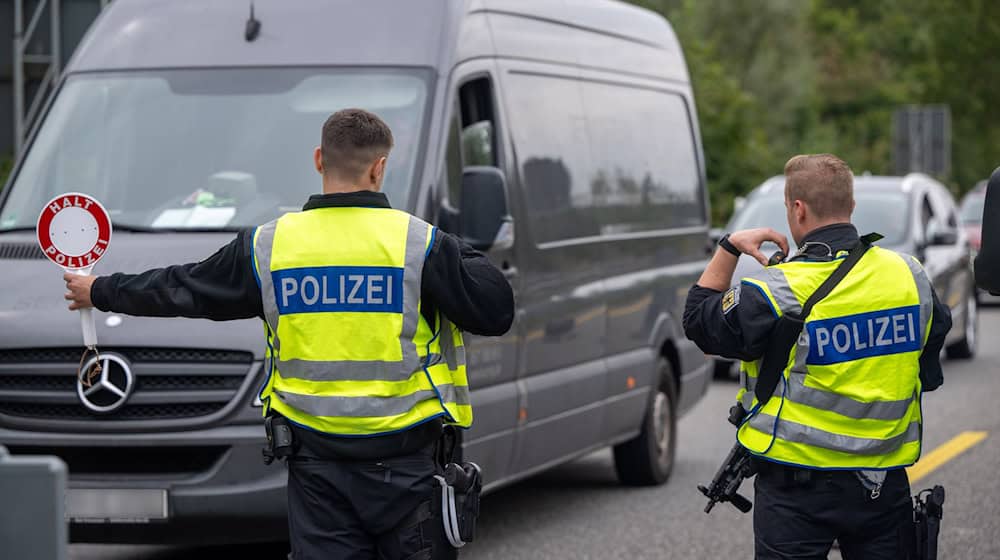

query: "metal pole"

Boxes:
[51, 0, 61, 77]
[13, 0, 25, 155]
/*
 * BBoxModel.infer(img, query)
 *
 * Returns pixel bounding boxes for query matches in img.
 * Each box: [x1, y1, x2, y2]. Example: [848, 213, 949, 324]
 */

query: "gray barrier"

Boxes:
[0, 445, 68, 560]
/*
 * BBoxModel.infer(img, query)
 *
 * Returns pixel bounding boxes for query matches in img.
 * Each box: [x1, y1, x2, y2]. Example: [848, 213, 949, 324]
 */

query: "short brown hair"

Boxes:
[784, 154, 854, 219]
[321, 109, 394, 181]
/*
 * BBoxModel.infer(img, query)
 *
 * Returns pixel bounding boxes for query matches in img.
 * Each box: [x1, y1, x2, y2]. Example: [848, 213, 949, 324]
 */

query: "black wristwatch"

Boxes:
[718, 233, 741, 257]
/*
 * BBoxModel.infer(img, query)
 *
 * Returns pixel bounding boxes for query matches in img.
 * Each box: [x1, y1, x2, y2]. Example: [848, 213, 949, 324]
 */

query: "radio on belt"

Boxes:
[36, 193, 114, 387]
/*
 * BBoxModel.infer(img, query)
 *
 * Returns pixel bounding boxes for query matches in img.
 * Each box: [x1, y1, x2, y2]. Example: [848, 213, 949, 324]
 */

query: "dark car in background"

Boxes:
[713, 173, 977, 378]
[960, 181, 996, 304]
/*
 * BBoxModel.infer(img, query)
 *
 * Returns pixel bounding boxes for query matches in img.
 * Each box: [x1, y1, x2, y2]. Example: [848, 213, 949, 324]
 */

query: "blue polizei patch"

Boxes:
[272, 266, 404, 315]
[806, 305, 921, 365]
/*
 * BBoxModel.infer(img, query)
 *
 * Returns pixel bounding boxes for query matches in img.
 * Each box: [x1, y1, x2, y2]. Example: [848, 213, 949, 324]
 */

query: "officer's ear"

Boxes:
[792, 199, 808, 224]
[314, 147, 324, 175]
[370, 156, 388, 189]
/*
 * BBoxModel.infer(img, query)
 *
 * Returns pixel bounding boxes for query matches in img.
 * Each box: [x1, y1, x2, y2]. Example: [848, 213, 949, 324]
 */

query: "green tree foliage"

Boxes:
[627, 0, 1000, 224]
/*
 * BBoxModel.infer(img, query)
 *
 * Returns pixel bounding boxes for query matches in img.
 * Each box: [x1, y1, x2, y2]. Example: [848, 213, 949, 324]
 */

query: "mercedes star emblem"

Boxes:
[77, 353, 135, 414]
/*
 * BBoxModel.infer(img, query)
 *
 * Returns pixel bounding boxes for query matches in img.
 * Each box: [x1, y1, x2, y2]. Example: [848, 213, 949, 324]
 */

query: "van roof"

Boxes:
[68, 0, 686, 82]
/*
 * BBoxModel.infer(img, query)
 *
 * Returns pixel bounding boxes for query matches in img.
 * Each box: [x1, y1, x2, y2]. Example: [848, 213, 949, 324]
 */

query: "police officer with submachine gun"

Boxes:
[65, 109, 515, 559]
[683, 154, 952, 559]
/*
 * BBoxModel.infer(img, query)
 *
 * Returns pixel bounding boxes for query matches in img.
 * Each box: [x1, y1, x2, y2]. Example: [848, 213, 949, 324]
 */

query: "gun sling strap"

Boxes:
[753, 233, 883, 406]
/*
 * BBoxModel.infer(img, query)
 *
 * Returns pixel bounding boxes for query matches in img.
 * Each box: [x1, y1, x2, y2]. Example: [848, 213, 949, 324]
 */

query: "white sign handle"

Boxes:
[72, 269, 98, 348]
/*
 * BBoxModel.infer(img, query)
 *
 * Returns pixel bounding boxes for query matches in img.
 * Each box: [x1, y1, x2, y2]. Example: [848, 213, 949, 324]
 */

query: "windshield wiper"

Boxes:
[111, 222, 158, 233]
[112, 222, 244, 233]
[1, 223, 242, 234]
[0, 226, 37, 234]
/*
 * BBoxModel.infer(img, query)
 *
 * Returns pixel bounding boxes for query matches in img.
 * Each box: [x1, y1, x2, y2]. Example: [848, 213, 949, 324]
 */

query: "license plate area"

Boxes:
[67, 488, 168, 523]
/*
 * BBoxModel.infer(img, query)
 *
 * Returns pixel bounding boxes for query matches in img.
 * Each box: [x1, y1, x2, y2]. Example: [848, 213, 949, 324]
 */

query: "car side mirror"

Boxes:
[460, 166, 513, 251]
[926, 220, 958, 246]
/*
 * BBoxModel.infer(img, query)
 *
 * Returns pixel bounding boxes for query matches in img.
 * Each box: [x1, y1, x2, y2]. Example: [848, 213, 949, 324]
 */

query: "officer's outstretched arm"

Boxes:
[422, 231, 514, 337]
[86, 231, 264, 321]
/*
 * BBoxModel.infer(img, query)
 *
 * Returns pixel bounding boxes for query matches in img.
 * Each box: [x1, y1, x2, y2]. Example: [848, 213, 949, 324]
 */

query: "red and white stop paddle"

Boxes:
[36, 193, 113, 349]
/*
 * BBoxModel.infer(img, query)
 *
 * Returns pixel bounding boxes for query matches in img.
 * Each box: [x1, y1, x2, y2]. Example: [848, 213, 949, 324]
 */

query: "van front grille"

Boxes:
[0, 402, 224, 421]
[0, 347, 254, 431]
[0, 242, 46, 260]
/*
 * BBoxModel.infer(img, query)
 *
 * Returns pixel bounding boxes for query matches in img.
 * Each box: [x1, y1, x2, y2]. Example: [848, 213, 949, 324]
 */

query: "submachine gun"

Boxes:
[697, 404, 755, 514]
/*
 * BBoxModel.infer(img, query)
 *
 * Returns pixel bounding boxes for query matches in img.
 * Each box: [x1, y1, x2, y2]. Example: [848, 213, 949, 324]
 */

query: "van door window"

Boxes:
[440, 77, 500, 220]
[443, 110, 465, 209]
[580, 81, 706, 235]
[504, 72, 598, 243]
[458, 78, 498, 167]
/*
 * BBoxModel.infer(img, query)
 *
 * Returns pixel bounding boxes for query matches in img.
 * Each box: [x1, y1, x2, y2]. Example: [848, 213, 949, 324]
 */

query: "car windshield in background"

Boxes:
[0, 68, 430, 231]
[729, 190, 910, 247]
[960, 194, 985, 224]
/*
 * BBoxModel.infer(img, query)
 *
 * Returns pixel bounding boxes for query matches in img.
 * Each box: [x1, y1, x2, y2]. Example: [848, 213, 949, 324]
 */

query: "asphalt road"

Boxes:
[71, 308, 1000, 560]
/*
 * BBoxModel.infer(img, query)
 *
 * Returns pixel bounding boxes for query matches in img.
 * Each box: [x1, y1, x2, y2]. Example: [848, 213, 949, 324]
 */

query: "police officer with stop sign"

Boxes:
[683, 154, 952, 559]
[64, 109, 515, 559]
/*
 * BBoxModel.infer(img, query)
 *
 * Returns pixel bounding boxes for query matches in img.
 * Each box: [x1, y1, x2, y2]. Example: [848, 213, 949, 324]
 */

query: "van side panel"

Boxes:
[480, 6, 711, 484]
[493, 60, 613, 476]
[482, 7, 688, 83]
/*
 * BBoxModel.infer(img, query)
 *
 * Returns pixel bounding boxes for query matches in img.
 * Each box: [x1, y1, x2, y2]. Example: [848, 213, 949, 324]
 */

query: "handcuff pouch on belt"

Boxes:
[262, 414, 295, 465]
[433, 425, 483, 548]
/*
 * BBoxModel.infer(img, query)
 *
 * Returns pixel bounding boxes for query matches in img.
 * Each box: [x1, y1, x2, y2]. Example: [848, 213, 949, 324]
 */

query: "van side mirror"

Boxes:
[925, 220, 958, 246]
[460, 166, 513, 251]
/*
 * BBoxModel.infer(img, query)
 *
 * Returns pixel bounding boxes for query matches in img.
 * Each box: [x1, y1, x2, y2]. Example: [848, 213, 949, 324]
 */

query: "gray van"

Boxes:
[0, 0, 712, 544]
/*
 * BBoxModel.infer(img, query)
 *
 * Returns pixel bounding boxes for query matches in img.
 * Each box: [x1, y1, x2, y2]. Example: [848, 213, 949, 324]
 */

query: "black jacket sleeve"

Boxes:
[682, 283, 779, 361]
[90, 229, 263, 321]
[975, 167, 1000, 295]
[420, 230, 514, 336]
[917, 288, 951, 392]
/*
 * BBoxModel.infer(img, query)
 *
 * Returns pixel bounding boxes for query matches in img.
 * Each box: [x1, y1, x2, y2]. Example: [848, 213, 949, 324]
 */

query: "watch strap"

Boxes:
[718, 234, 740, 257]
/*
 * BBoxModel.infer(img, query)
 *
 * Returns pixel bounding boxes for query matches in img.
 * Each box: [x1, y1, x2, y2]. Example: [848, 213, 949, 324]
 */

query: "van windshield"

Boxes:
[0, 68, 430, 231]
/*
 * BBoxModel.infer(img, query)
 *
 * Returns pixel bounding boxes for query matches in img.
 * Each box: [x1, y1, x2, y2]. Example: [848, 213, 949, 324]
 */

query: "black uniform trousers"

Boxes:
[753, 463, 915, 559]
[287, 443, 456, 560]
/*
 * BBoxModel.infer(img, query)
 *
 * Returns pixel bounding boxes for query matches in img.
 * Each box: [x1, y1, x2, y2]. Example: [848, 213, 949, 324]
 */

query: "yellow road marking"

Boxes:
[907, 431, 988, 484]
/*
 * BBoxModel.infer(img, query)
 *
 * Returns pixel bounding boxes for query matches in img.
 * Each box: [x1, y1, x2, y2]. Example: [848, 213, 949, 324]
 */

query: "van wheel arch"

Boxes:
[612, 355, 678, 486]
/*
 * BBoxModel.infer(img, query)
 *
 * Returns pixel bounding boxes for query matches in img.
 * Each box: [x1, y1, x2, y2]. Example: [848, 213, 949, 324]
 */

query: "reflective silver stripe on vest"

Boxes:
[748, 413, 920, 455]
[784, 374, 915, 420]
[254, 220, 280, 333]
[277, 354, 444, 382]
[399, 216, 429, 376]
[275, 383, 471, 418]
[751, 267, 802, 316]
[901, 254, 933, 345]
[438, 317, 467, 370]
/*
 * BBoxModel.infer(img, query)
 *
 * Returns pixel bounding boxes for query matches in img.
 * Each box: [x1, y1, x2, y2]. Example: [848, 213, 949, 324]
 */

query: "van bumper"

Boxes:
[0, 424, 288, 545]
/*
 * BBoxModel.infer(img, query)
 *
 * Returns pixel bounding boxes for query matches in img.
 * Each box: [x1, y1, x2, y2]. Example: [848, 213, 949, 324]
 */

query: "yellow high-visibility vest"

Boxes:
[736, 246, 933, 469]
[251, 206, 472, 435]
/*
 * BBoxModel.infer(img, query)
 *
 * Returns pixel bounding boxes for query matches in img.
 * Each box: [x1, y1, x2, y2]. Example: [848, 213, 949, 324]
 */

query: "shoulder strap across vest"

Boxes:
[753, 232, 883, 407]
